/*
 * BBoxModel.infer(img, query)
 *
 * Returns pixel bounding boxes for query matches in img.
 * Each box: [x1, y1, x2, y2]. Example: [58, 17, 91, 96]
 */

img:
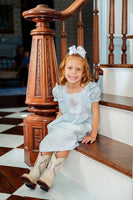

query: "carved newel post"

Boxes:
[23, 5, 60, 166]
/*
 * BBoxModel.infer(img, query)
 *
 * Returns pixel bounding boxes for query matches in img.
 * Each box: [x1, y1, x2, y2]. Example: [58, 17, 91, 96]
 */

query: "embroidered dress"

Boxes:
[39, 82, 101, 152]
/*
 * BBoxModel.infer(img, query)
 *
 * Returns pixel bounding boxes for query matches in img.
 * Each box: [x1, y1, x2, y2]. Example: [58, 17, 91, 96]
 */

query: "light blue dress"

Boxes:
[39, 82, 101, 152]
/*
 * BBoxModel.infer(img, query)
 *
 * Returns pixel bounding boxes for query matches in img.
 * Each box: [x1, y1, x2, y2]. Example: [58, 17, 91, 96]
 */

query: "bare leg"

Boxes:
[41, 152, 53, 156]
[41, 150, 70, 158]
[56, 150, 70, 158]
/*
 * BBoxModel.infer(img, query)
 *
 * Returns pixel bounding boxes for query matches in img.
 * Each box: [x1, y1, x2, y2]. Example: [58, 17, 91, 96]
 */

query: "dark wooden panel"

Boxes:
[76, 134, 133, 177]
[0, 118, 23, 125]
[100, 64, 133, 68]
[7, 195, 49, 200]
[100, 93, 133, 112]
[0, 147, 13, 156]
[0, 112, 15, 117]
[2, 126, 23, 135]
[17, 144, 24, 149]
[0, 166, 29, 194]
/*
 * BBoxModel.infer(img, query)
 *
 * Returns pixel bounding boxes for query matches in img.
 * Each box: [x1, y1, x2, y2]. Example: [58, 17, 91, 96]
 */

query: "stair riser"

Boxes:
[99, 105, 133, 146]
[60, 150, 132, 200]
[100, 68, 133, 97]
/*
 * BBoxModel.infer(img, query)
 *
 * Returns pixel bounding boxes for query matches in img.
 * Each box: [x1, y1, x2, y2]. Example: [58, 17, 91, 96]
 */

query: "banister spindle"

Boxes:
[93, 0, 101, 82]
[61, 20, 67, 60]
[77, 10, 84, 46]
[108, 0, 115, 64]
[121, 0, 127, 64]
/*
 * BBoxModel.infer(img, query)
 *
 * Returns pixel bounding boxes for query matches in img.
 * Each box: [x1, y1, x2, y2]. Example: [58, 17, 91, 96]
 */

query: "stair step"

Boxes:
[61, 148, 132, 200]
[100, 93, 133, 112]
[100, 64, 133, 68]
[99, 67, 133, 97]
[76, 134, 133, 178]
[99, 94, 133, 146]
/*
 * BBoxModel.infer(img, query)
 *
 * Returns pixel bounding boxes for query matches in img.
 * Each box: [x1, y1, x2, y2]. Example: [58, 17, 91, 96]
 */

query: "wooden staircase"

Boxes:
[60, 91, 133, 200]
[22, 1, 133, 199]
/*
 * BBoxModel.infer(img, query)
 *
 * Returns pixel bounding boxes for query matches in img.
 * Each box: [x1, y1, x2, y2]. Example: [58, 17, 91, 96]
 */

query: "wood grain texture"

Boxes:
[2, 126, 23, 135]
[0, 166, 29, 194]
[100, 64, 133, 68]
[100, 93, 133, 112]
[76, 134, 133, 177]
[0, 118, 23, 125]
[0, 147, 13, 156]
[7, 195, 48, 200]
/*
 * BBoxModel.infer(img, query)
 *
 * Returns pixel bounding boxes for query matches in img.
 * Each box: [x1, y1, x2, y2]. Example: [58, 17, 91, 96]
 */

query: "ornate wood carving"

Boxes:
[121, 0, 127, 64]
[77, 10, 84, 47]
[23, 5, 59, 166]
[26, 39, 35, 97]
[108, 0, 115, 64]
[46, 39, 52, 97]
[35, 39, 42, 97]
[32, 127, 42, 150]
[23, 123, 29, 150]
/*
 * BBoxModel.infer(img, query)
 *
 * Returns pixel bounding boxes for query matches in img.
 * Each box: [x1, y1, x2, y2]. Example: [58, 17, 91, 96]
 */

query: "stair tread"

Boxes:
[76, 134, 133, 177]
[100, 93, 133, 111]
[100, 64, 133, 68]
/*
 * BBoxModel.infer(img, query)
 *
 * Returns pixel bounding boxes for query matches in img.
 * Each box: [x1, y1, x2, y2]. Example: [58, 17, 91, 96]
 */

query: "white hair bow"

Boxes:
[68, 45, 86, 58]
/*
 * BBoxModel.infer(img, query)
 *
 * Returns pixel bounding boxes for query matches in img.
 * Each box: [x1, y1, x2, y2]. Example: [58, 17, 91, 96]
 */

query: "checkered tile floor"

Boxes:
[0, 106, 96, 200]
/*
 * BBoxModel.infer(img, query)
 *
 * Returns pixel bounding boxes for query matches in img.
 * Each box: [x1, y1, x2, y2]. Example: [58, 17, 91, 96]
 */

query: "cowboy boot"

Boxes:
[20, 153, 51, 189]
[37, 153, 66, 191]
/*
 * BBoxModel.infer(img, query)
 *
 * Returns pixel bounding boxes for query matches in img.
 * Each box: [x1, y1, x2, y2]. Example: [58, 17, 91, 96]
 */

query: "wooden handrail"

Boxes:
[23, 0, 90, 21]
[60, 0, 89, 20]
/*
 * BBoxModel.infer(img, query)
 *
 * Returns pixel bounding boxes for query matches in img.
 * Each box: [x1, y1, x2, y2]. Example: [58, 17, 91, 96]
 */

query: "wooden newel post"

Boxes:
[22, 5, 59, 166]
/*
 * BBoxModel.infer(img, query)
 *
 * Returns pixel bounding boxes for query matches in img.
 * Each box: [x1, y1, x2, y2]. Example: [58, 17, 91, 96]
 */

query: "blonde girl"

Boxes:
[21, 45, 101, 192]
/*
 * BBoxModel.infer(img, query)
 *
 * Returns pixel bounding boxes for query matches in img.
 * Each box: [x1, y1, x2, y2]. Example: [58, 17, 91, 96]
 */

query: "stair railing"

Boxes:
[108, 0, 128, 65]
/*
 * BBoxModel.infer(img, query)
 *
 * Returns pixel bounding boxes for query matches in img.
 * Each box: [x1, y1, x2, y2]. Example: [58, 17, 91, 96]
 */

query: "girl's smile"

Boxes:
[65, 57, 84, 86]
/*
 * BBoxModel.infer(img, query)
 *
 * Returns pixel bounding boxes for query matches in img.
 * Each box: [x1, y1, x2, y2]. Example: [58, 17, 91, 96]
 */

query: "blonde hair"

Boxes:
[58, 53, 91, 86]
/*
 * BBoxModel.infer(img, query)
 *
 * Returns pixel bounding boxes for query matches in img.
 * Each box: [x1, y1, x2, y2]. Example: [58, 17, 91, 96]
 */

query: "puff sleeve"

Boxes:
[86, 82, 101, 103]
[52, 83, 64, 102]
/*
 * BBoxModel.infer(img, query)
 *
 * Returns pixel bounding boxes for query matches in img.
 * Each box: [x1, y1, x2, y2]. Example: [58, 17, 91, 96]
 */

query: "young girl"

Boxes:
[21, 45, 101, 192]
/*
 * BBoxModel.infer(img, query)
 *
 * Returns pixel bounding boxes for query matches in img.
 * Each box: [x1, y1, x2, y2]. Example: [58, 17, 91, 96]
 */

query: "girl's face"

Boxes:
[64, 57, 84, 86]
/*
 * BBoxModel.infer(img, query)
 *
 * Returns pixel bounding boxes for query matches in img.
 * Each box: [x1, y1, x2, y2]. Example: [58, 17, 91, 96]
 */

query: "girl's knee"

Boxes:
[56, 150, 70, 158]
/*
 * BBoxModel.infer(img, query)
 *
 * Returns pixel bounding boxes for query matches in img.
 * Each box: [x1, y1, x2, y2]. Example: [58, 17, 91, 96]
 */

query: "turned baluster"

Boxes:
[121, 0, 127, 64]
[77, 10, 84, 47]
[108, 0, 115, 64]
[93, 0, 101, 82]
[61, 20, 67, 60]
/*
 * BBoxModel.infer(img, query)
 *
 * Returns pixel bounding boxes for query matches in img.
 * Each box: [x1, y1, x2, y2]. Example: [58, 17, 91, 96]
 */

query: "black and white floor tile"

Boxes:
[0, 105, 95, 200]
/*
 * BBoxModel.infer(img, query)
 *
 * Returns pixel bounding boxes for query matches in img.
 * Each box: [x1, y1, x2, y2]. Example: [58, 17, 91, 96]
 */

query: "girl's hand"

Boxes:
[82, 135, 96, 144]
